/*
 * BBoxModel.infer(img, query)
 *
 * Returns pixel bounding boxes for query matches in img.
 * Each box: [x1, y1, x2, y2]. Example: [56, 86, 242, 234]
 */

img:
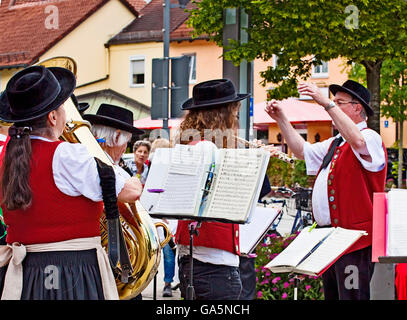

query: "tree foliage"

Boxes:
[350, 58, 407, 187]
[187, 0, 407, 133]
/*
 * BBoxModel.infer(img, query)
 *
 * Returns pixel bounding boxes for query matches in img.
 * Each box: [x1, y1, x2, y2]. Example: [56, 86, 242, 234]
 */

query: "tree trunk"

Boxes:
[399, 121, 404, 188]
[363, 60, 383, 134]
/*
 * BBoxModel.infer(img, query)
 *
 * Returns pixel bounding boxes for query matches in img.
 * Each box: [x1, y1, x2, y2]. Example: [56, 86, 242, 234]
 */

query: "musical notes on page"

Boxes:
[169, 144, 203, 175]
[154, 169, 205, 214]
[204, 149, 266, 221]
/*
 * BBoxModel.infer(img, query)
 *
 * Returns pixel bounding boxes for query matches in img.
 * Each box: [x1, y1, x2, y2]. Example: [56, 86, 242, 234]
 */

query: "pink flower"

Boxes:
[257, 291, 263, 298]
[272, 277, 281, 284]
[283, 282, 290, 288]
[272, 287, 278, 292]
[282, 292, 288, 299]
[305, 285, 311, 291]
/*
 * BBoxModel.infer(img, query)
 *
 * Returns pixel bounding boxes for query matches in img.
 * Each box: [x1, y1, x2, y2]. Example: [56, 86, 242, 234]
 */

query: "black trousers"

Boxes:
[321, 246, 375, 300]
[238, 256, 256, 300]
[178, 256, 242, 300]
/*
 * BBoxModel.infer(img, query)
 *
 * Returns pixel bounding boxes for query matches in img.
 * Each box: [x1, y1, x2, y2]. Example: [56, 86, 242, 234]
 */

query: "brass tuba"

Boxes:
[35, 57, 171, 299]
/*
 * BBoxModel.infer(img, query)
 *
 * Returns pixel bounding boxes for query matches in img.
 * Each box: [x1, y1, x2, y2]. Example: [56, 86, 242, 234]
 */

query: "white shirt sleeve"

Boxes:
[351, 129, 385, 172]
[52, 142, 127, 201]
[303, 138, 334, 175]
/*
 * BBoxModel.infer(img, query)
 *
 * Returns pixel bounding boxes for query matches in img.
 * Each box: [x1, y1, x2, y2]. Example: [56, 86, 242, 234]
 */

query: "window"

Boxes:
[183, 53, 196, 83]
[312, 60, 329, 78]
[299, 86, 329, 100]
[130, 56, 145, 87]
[273, 54, 279, 68]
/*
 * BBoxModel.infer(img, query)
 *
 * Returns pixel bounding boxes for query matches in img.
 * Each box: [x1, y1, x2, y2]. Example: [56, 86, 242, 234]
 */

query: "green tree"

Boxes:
[350, 59, 407, 188]
[187, 0, 407, 134]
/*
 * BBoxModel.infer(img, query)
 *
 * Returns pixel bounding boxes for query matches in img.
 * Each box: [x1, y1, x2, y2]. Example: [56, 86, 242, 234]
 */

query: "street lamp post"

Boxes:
[162, 0, 190, 135]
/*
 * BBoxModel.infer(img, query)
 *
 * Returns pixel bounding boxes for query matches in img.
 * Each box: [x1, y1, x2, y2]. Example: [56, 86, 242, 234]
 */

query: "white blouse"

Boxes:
[30, 136, 127, 202]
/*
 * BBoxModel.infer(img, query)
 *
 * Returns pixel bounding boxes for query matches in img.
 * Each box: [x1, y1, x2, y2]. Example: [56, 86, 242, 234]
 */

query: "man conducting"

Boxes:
[265, 80, 386, 300]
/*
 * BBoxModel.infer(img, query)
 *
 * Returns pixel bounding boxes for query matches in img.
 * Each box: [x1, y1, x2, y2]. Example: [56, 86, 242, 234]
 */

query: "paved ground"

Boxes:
[142, 249, 181, 300]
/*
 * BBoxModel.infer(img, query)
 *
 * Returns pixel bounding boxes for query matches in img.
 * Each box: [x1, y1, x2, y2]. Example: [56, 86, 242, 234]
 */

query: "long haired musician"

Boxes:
[0, 66, 142, 300]
[175, 79, 253, 300]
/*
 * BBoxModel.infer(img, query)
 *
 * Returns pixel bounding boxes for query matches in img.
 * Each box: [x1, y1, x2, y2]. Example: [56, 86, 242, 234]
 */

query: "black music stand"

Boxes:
[186, 221, 201, 300]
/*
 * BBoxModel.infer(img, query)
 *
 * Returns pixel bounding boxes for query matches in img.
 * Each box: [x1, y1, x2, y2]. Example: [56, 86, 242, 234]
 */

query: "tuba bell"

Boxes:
[34, 57, 171, 299]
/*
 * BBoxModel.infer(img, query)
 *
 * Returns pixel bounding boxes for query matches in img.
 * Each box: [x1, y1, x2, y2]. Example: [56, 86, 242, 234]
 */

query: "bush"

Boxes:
[255, 232, 324, 300]
[266, 158, 315, 188]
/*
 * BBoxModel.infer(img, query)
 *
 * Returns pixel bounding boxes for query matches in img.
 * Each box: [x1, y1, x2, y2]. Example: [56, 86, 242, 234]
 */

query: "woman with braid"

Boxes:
[0, 66, 142, 300]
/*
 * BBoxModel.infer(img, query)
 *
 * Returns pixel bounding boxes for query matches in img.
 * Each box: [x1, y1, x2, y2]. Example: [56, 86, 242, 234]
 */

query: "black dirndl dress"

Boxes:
[0, 249, 105, 300]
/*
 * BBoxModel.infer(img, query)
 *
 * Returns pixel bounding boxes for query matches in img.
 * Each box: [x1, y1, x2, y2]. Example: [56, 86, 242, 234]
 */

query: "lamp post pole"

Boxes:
[162, 0, 171, 135]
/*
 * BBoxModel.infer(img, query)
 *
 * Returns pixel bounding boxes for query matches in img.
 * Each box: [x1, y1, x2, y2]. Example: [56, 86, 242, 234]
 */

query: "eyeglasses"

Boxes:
[334, 100, 359, 106]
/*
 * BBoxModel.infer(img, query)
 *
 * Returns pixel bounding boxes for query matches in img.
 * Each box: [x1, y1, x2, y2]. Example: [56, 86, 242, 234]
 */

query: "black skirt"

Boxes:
[0, 249, 105, 300]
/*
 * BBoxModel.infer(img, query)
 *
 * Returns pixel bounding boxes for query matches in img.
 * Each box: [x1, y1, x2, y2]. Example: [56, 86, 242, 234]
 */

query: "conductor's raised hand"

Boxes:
[265, 99, 287, 122]
[297, 83, 331, 108]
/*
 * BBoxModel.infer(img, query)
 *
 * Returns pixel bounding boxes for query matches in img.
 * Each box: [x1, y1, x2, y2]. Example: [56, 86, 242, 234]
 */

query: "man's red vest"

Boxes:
[2, 140, 103, 245]
[315, 136, 387, 254]
[175, 140, 240, 255]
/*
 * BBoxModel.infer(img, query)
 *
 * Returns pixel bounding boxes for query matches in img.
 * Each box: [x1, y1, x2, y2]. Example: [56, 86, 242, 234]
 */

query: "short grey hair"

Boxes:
[133, 140, 151, 152]
[91, 124, 132, 147]
[359, 107, 367, 121]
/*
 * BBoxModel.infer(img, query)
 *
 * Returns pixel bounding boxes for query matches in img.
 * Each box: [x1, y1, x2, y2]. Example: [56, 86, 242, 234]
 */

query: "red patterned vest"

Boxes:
[2, 140, 103, 245]
[175, 140, 240, 255]
[315, 135, 387, 254]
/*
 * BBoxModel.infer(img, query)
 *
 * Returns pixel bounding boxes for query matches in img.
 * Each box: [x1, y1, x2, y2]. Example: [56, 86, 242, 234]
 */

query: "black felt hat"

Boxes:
[181, 79, 250, 110]
[0, 65, 76, 123]
[83, 103, 144, 135]
[71, 94, 90, 115]
[329, 80, 373, 116]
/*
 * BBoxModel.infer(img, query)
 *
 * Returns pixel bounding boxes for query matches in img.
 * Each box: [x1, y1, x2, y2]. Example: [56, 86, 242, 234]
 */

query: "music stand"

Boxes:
[186, 221, 201, 300]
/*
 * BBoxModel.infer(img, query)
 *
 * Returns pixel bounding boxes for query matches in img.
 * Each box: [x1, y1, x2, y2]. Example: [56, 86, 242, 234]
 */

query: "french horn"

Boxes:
[35, 57, 171, 299]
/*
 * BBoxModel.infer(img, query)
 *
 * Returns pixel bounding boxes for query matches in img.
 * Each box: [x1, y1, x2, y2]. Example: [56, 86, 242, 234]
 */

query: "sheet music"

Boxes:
[296, 228, 365, 274]
[140, 148, 170, 212]
[387, 189, 407, 256]
[168, 144, 203, 175]
[155, 166, 205, 214]
[203, 149, 266, 221]
[266, 227, 333, 270]
[239, 206, 281, 255]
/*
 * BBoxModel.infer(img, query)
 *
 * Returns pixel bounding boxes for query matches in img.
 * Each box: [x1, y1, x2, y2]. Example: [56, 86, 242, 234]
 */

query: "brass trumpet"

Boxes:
[234, 135, 296, 164]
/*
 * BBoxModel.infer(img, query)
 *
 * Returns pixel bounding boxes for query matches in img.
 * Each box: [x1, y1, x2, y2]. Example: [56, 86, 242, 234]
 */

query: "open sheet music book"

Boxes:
[386, 189, 407, 257]
[140, 142, 270, 223]
[239, 206, 281, 255]
[265, 226, 367, 276]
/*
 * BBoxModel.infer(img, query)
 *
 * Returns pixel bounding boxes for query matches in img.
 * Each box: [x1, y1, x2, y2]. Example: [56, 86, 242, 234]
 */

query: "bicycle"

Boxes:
[260, 186, 313, 236]
[289, 187, 314, 234]
[260, 186, 293, 237]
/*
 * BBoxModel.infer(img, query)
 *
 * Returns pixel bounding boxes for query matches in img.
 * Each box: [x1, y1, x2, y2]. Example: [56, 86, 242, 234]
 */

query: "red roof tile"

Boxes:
[108, 0, 204, 45]
[0, 0, 138, 68]
[125, 0, 149, 12]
